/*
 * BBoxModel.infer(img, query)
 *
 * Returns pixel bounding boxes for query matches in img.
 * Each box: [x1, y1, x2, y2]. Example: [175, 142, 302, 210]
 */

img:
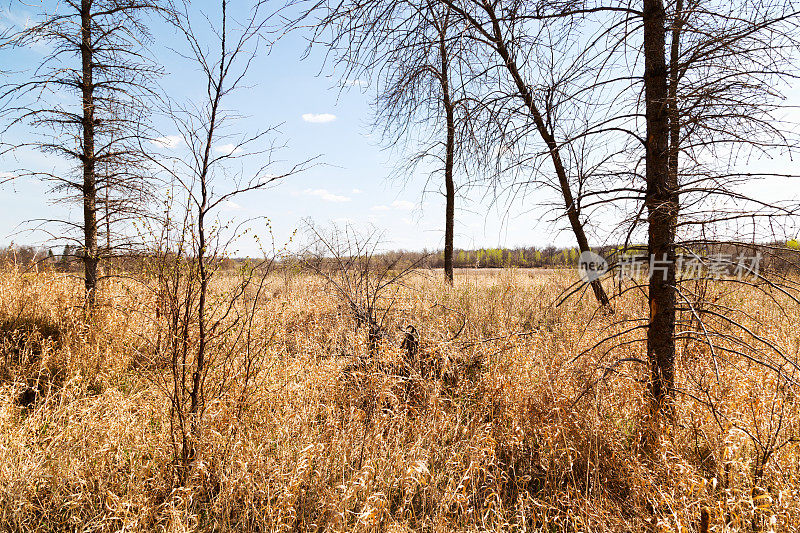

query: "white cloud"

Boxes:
[1, 9, 51, 54]
[214, 143, 242, 155]
[1, 8, 33, 30]
[303, 188, 350, 202]
[302, 113, 337, 124]
[343, 79, 364, 87]
[222, 200, 241, 210]
[352, 188, 363, 194]
[152, 135, 183, 149]
[391, 200, 415, 210]
[371, 199, 415, 212]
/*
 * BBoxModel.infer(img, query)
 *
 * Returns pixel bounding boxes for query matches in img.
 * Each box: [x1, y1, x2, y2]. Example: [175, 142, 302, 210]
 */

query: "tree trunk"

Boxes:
[505, 60, 609, 306]
[189, 206, 207, 464]
[105, 160, 111, 255]
[483, 6, 611, 309]
[80, 0, 98, 309]
[439, 21, 456, 286]
[643, 0, 677, 418]
[187, 0, 227, 467]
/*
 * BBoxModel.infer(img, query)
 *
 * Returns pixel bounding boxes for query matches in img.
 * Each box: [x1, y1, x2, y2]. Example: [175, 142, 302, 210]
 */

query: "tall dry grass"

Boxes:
[0, 265, 798, 531]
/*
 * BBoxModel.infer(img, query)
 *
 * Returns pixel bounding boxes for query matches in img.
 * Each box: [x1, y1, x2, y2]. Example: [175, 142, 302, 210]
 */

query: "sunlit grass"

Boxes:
[0, 265, 797, 531]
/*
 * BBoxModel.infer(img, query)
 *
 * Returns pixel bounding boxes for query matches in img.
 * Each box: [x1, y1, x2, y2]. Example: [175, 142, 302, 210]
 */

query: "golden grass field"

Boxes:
[0, 265, 798, 531]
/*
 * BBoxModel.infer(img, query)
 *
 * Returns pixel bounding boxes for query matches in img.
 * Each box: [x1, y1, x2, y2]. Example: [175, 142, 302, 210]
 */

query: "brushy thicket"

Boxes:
[0, 265, 798, 532]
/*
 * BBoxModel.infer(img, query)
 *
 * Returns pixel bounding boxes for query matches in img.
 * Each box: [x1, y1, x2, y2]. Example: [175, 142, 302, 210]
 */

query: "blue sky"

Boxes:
[2, 1, 799, 255]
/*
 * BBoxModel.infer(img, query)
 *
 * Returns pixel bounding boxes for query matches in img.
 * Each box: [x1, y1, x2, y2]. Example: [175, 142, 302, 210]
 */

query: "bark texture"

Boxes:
[643, 0, 677, 416]
[439, 20, 456, 285]
[81, 0, 98, 308]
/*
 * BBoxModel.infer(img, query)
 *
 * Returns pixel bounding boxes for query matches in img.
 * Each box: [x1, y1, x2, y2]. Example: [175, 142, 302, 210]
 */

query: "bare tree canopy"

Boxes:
[142, 0, 311, 475]
[310, 0, 498, 285]
[0, 0, 165, 307]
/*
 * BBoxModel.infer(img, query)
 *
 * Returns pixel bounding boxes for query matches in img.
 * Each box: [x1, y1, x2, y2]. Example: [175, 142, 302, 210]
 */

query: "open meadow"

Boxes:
[0, 265, 798, 531]
[3, 0, 800, 530]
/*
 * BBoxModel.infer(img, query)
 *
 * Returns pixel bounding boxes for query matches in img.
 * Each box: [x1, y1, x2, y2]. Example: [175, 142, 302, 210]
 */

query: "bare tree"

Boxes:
[376, 0, 800, 443]
[145, 0, 309, 477]
[424, 0, 800, 426]
[630, 0, 800, 418]
[302, 223, 424, 357]
[0, 0, 164, 308]
[311, 0, 489, 285]
[436, 7, 459, 284]
[312, 0, 615, 305]
[641, 0, 678, 418]
[422, 0, 615, 308]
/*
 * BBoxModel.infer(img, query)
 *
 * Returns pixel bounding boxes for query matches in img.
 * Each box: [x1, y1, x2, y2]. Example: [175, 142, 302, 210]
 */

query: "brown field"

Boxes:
[0, 266, 798, 531]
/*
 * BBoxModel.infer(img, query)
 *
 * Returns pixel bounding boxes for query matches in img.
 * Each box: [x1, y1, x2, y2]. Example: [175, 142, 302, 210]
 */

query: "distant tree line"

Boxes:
[0, 244, 241, 272]
[403, 246, 582, 269]
[5, 241, 800, 275]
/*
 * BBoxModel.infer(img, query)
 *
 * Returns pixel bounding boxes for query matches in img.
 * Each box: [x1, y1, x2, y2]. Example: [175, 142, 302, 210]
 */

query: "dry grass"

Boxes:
[0, 265, 798, 531]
